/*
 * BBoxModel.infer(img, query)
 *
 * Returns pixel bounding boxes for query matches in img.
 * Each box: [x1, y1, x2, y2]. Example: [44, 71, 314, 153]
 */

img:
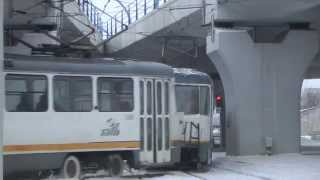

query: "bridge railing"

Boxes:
[77, 0, 106, 36]
[77, 0, 169, 40]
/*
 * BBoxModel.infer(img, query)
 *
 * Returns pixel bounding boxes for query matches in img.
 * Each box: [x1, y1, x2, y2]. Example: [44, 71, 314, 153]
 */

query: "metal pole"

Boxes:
[128, 6, 131, 24]
[121, 11, 124, 30]
[93, 8, 96, 25]
[90, 3, 93, 22]
[202, 0, 206, 25]
[161, 38, 167, 57]
[0, 0, 4, 179]
[97, 13, 100, 30]
[135, 0, 138, 20]
[86, 1, 89, 16]
[106, 21, 109, 38]
[114, 15, 117, 33]
[144, 0, 147, 15]
[110, 18, 113, 35]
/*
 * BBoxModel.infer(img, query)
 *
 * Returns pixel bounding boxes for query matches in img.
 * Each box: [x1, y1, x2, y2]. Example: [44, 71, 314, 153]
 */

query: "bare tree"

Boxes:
[301, 88, 320, 109]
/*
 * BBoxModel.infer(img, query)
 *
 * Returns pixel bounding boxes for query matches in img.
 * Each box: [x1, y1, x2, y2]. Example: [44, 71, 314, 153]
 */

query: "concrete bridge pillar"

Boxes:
[207, 30, 319, 155]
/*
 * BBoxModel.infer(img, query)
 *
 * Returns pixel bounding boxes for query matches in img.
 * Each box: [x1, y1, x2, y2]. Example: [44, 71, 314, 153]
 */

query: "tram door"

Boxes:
[139, 78, 171, 164]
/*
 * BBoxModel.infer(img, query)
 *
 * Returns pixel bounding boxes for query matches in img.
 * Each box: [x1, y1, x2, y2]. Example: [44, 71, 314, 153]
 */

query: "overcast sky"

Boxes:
[302, 79, 320, 89]
[92, 0, 118, 14]
[92, 0, 139, 14]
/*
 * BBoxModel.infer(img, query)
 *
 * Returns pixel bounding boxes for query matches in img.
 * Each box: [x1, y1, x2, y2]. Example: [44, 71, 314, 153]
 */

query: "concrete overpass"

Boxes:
[104, 0, 217, 76]
[104, 0, 320, 155]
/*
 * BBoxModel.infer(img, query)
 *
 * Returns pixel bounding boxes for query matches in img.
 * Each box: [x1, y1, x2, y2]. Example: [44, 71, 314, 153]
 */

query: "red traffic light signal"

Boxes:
[216, 96, 222, 106]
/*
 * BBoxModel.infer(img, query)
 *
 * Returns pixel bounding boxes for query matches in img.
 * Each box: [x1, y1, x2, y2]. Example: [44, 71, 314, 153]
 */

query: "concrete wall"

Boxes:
[305, 31, 320, 79]
[105, 0, 216, 54]
[210, 0, 320, 23]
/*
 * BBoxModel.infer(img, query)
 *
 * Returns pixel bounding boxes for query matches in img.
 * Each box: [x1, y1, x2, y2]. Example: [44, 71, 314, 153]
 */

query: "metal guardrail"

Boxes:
[77, 0, 105, 36]
[77, 0, 169, 40]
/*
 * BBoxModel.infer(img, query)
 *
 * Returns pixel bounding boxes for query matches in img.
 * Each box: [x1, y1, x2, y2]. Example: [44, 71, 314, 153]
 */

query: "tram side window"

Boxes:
[6, 74, 48, 112]
[147, 82, 152, 115]
[98, 78, 133, 112]
[165, 82, 169, 115]
[140, 81, 144, 115]
[199, 86, 210, 115]
[157, 82, 162, 114]
[175, 85, 199, 114]
[54, 76, 92, 112]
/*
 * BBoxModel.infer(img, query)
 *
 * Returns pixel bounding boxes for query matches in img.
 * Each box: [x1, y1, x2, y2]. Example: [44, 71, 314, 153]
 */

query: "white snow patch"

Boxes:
[213, 153, 320, 180]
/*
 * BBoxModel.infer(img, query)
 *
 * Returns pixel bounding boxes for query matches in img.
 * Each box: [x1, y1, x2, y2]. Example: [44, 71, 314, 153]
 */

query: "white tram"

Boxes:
[3, 54, 214, 178]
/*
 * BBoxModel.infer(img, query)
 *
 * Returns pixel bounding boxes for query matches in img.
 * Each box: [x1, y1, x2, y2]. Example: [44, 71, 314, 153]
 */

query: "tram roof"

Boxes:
[4, 54, 174, 78]
[174, 68, 212, 85]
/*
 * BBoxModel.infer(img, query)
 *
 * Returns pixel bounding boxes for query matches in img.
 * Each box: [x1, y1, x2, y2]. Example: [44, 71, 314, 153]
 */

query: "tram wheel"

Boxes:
[105, 154, 124, 177]
[61, 155, 82, 178]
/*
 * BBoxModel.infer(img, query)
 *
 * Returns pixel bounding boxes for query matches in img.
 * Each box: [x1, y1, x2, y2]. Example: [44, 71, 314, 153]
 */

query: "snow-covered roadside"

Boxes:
[42, 153, 320, 180]
[209, 153, 320, 180]
[81, 170, 258, 180]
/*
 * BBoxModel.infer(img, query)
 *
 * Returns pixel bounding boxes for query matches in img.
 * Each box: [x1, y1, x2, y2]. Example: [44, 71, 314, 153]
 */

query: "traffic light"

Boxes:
[216, 95, 223, 107]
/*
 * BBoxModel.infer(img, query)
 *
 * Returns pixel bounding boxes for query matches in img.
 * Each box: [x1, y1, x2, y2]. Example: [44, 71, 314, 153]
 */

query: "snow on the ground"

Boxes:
[211, 153, 320, 180]
[43, 153, 320, 180]
[82, 170, 258, 180]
